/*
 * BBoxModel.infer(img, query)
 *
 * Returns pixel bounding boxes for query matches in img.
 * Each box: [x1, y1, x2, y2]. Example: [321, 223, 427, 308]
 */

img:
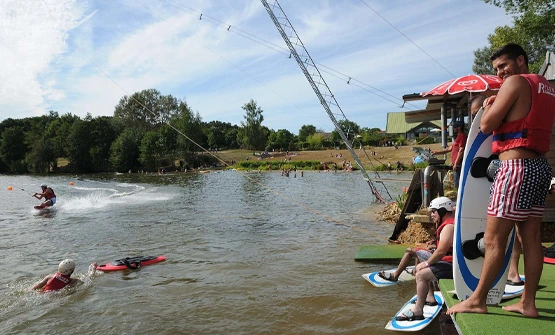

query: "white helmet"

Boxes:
[429, 196, 454, 212]
[58, 259, 76, 275]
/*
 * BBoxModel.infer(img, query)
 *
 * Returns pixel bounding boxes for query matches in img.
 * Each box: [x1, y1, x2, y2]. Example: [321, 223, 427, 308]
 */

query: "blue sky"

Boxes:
[0, 0, 513, 134]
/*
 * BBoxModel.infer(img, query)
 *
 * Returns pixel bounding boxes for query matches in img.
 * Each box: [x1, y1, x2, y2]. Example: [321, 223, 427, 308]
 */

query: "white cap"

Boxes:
[58, 259, 76, 275]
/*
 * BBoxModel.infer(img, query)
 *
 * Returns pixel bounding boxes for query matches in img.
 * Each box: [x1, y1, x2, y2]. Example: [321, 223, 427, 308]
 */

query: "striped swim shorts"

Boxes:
[488, 158, 552, 220]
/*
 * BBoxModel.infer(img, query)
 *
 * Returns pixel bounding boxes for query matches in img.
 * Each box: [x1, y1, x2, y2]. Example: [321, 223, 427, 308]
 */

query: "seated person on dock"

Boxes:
[378, 236, 436, 282]
[395, 197, 455, 321]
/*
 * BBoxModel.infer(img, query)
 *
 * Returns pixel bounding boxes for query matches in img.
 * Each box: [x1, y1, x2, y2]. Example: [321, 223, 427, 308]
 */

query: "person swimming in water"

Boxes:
[32, 259, 98, 292]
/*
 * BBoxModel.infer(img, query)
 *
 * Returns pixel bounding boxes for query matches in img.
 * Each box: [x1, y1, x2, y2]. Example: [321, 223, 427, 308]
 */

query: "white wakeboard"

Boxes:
[385, 292, 444, 332]
[362, 266, 415, 287]
[452, 108, 516, 305]
[448, 274, 525, 300]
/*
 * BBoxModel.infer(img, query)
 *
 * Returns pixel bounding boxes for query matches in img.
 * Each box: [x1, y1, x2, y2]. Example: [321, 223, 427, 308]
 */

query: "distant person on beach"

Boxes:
[33, 184, 56, 208]
[396, 161, 403, 172]
[431, 121, 467, 188]
[393, 196, 455, 321]
[447, 43, 555, 318]
[32, 259, 98, 292]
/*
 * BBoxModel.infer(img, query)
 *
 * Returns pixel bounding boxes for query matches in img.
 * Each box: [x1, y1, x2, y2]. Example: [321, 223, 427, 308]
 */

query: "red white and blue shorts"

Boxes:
[488, 158, 552, 220]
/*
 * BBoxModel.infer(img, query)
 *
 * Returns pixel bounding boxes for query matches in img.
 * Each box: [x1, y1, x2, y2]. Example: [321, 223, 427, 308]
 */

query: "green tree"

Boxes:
[205, 121, 237, 150]
[111, 128, 142, 172]
[0, 126, 28, 173]
[172, 100, 205, 154]
[224, 126, 240, 149]
[66, 117, 94, 172]
[360, 127, 384, 146]
[306, 133, 325, 149]
[88, 116, 118, 172]
[267, 129, 295, 151]
[113, 89, 180, 131]
[23, 112, 61, 173]
[139, 129, 161, 170]
[238, 99, 267, 150]
[474, 0, 554, 74]
[298, 124, 316, 142]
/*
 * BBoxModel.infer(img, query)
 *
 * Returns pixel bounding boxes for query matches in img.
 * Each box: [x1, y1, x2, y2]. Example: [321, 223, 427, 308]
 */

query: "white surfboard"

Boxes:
[452, 108, 516, 305]
[362, 266, 415, 287]
[385, 292, 444, 332]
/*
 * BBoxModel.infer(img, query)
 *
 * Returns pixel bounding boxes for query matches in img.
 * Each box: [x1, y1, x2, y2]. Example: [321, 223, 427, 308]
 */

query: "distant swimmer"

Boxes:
[32, 259, 98, 292]
[33, 184, 56, 208]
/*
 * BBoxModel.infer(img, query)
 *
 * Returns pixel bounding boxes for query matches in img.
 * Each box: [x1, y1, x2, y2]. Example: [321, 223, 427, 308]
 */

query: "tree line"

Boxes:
[0, 88, 394, 174]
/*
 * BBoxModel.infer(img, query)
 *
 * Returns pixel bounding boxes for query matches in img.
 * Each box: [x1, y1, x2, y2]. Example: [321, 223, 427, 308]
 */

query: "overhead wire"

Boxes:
[160, 0, 422, 111]
[358, 0, 456, 77]
[38, 0, 398, 243]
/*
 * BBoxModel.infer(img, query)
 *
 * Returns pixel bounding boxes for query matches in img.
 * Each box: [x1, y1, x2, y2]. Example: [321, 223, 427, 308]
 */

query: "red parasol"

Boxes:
[421, 74, 503, 96]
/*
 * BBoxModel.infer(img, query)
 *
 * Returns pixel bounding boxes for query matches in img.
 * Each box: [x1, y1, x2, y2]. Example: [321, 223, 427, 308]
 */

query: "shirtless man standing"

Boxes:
[447, 43, 555, 318]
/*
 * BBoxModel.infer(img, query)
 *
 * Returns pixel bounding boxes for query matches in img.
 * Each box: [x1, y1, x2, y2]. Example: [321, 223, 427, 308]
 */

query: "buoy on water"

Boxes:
[8, 186, 13, 191]
[69, 181, 74, 186]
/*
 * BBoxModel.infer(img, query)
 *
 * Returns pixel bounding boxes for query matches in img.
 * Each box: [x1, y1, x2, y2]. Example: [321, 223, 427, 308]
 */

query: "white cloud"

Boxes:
[0, 0, 513, 132]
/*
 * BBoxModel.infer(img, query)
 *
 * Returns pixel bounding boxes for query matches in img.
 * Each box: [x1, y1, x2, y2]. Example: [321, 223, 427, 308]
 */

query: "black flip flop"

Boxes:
[506, 279, 524, 286]
[395, 310, 425, 322]
[378, 271, 397, 282]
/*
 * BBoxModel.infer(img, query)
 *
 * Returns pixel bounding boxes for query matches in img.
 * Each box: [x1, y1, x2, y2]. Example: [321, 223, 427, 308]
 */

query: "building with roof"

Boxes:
[385, 112, 442, 142]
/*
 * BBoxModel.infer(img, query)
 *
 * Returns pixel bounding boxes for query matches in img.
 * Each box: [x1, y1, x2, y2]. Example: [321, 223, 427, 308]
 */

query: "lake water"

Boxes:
[0, 171, 440, 334]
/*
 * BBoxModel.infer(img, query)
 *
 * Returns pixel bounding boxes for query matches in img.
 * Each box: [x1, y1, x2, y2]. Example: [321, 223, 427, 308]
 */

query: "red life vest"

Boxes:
[436, 217, 454, 263]
[492, 74, 555, 155]
[43, 272, 71, 292]
[45, 187, 56, 200]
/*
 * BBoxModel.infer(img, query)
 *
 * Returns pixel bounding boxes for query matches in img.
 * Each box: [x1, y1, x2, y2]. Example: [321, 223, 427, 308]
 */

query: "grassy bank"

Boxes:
[211, 143, 449, 171]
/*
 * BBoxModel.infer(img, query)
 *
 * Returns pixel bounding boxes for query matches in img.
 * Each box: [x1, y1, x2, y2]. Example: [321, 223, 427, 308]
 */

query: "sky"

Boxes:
[0, 0, 514, 134]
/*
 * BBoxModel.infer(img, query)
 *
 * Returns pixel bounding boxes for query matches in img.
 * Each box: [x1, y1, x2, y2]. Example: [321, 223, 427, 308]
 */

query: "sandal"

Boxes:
[405, 267, 415, 276]
[378, 271, 397, 282]
[395, 309, 425, 322]
[506, 279, 524, 286]
[410, 298, 438, 306]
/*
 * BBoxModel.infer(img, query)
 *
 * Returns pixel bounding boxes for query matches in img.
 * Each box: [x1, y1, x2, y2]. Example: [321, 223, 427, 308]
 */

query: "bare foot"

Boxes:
[446, 299, 487, 315]
[502, 302, 539, 318]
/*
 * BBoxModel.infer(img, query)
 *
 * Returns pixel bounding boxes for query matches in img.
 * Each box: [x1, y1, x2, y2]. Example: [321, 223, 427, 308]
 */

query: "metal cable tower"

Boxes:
[260, 0, 391, 203]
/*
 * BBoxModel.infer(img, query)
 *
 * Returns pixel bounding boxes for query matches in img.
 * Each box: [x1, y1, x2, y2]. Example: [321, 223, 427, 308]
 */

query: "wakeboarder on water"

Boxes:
[33, 184, 56, 208]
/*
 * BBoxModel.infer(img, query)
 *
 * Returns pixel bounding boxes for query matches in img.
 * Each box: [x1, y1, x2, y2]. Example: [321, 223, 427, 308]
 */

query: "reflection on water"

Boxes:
[0, 171, 440, 334]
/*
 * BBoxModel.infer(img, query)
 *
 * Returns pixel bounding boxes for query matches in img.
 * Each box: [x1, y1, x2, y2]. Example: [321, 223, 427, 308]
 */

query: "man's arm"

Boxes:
[417, 225, 454, 268]
[481, 76, 527, 134]
[454, 145, 465, 168]
[32, 275, 52, 290]
[453, 134, 467, 168]
[433, 145, 453, 155]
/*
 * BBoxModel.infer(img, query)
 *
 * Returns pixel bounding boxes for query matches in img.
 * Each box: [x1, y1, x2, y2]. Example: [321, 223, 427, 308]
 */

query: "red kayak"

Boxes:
[96, 255, 166, 271]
